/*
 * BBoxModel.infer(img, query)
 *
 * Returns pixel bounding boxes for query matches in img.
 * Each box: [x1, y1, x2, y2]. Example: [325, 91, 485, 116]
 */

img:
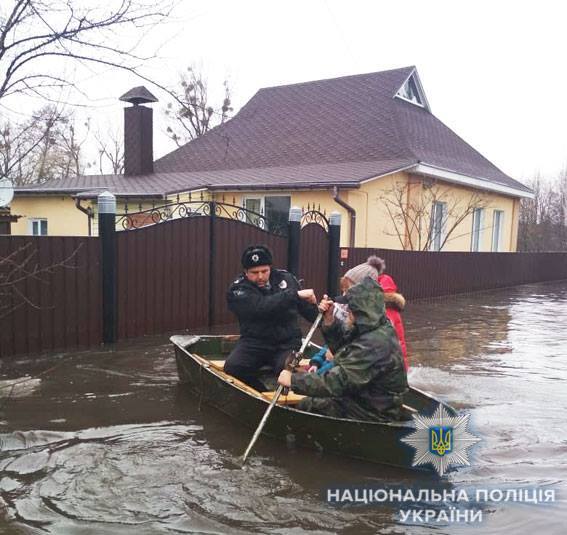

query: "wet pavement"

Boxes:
[0, 281, 566, 534]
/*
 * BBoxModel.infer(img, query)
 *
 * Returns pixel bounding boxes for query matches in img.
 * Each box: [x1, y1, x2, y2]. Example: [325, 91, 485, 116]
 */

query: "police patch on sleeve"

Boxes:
[278, 279, 287, 289]
[232, 288, 245, 296]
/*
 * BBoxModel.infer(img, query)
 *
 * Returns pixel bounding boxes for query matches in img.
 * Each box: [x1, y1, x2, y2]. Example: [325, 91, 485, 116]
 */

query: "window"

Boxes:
[395, 72, 427, 108]
[242, 197, 263, 225]
[471, 208, 484, 252]
[242, 195, 291, 232]
[491, 210, 504, 252]
[29, 218, 48, 236]
[429, 201, 447, 251]
[264, 196, 291, 232]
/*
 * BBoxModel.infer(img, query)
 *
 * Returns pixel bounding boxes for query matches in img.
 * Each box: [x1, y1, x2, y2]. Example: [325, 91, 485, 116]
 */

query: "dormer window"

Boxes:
[395, 70, 429, 110]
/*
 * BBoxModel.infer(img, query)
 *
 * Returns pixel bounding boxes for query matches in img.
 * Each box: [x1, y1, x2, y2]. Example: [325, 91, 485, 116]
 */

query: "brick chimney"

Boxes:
[119, 86, 158, 176]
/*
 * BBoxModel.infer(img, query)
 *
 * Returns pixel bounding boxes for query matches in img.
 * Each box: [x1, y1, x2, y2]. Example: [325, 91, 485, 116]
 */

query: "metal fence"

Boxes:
[0, 236, 102, 358]
[340, 248, 567, 299]
[3, 206, 567, 359]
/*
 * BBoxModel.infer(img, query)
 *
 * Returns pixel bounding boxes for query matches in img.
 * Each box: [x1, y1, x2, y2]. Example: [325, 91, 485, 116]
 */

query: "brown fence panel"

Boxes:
[116, 216, 210, 338]
[340, 248, 567, 299]
[0, 235, 102, 358]
[299, 223, 329, 299]
[211, 217, 288, 326]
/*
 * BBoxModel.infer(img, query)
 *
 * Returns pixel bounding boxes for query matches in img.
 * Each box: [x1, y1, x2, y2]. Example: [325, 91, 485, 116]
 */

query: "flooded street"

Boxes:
[1, 281, 566, 534]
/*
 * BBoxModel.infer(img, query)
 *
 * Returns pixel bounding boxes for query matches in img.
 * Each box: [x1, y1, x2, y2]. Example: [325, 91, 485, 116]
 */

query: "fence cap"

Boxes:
[98, 191, 117, 214]
[289, 206, 302, 222]
[329, 211, 342, 226]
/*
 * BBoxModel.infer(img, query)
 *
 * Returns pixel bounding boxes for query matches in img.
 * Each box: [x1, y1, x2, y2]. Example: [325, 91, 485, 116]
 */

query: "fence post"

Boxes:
[287, 206, 301, 276]
[208, 200, 216, 329]
[99, 191, 117, 344]
[327, 211, 341, 297]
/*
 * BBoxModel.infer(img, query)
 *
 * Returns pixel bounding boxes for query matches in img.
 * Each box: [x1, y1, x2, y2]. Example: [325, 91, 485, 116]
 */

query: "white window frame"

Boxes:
[242, 196, 265, 214]
[491, 210, 505, 252]
[28, 218, 48, 236]
[394, 70, 430, 111]
[471, 207, 484, 252]
[429, 201, 447, 251]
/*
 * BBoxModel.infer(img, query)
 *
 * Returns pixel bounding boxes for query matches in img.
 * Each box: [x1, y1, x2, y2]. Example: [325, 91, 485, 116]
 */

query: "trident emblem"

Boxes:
[429, 426, 453, 456]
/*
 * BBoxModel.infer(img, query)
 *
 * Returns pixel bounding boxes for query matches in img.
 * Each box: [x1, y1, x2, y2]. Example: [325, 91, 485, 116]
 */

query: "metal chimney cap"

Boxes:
[119, 86, 158, 106]
[288, 206, 302, 222]
[98, 191, 117, 214]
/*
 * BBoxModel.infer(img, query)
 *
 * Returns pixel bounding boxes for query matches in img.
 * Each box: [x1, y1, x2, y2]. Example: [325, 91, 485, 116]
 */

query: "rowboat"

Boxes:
[171, 334, 457, 470]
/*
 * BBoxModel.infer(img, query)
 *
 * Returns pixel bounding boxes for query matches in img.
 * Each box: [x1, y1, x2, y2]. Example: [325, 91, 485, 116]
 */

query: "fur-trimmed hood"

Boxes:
[384, 291, 405, 311]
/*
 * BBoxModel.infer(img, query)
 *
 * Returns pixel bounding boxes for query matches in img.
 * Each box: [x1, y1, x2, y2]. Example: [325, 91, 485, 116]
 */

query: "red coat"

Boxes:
[377, 273, 408, 370]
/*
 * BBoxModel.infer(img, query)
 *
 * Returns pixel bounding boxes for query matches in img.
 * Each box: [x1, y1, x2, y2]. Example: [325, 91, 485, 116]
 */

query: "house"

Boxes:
[11, 67, 533, 251]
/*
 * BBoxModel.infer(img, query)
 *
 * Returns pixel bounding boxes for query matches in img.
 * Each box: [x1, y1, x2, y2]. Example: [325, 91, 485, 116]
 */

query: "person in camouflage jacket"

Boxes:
[278, 276, 408, 421]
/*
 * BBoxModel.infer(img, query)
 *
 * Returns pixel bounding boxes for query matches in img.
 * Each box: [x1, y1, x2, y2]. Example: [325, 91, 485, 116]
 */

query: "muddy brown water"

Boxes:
[0, 281, 566, 534]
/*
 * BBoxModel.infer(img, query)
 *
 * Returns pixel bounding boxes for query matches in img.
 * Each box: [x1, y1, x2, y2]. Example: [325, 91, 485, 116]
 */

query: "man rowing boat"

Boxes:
[278, 276, 408, 421]
[225, 244, 319, 391]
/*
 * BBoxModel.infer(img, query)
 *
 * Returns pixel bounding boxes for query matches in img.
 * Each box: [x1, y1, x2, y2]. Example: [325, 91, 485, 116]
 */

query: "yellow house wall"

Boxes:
[356, 172, 521, 251]
[10, 182, 523, 251]
[10, 196, 90, 236]
[351, 172, 410, 249]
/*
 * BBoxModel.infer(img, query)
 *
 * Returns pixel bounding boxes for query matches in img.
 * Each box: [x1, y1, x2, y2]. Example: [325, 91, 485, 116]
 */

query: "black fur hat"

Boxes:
[241, 245, 273, 269]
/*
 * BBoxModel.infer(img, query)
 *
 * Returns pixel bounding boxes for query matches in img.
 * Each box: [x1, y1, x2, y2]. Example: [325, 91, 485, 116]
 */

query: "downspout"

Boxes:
[332, 186, 356, 247]
[74, 198, 94, 237]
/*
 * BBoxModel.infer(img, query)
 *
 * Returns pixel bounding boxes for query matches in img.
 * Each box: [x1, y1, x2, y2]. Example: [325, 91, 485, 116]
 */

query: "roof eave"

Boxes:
[411, 163, 534, 199]
[162, 182, 361, 196]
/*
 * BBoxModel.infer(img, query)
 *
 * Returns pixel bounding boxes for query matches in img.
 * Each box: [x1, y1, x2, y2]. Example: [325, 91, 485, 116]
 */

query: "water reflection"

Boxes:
[1, 281, 566, 533]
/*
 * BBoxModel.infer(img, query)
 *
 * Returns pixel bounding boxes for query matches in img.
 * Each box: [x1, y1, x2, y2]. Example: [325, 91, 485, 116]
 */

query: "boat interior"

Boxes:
[174, 335, 445, 417]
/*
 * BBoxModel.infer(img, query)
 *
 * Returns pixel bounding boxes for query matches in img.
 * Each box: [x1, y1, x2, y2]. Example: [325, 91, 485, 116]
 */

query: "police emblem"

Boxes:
[251, 254, 260, 263]
[401, 405, 480, 476]
[430, 426, 453, 456]
[279, 280, 287, 289]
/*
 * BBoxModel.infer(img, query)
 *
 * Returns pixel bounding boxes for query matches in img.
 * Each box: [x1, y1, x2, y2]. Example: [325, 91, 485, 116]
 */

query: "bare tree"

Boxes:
[378, 178, 490, 251]
[0, 0, 174, 103]
[164, 66, 233, 146]
[0, 241, 81, 319]
[87, 124, 124, 175]
[0, 105, 89, 184]
[518, 171, 567, 252]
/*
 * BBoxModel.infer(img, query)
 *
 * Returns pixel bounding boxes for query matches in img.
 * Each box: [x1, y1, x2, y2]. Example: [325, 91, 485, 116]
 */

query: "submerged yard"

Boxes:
[0, 281, 566, 534]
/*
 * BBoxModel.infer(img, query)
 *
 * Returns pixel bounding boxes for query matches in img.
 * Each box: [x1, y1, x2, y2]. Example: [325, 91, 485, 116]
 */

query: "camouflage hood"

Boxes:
[343, 276, 386, 334]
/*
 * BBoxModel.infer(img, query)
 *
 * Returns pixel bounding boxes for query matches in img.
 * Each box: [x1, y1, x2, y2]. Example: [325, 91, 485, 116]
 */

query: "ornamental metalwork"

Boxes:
[115, 200, 289, 237]
[301, 209, 329, 232]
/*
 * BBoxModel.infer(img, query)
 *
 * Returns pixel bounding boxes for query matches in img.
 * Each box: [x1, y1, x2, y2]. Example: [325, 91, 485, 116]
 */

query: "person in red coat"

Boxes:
[340, 256, 408, 370]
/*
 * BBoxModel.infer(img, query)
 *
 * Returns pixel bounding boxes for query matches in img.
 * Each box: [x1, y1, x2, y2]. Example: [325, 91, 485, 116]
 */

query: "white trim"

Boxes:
[242, 195, 265, 214]
[28, 218, 48, 236]
[396, 94, 426, 109]
[491, 209, 505, 252]
[411, 163, 534, 199]
[394, 68, 431, 112]
[429, 200, 447, 251]
[471, 207, 485, 252]
[358, 164, 418, 184]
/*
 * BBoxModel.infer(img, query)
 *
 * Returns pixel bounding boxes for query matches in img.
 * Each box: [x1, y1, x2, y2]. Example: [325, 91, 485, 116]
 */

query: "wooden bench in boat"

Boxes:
[203, 359, 305, 405]
[206, 358, 415, 411]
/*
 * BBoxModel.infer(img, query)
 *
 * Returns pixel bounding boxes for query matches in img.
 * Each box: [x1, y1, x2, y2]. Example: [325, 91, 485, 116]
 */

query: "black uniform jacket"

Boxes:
[227, 269, 319, 346]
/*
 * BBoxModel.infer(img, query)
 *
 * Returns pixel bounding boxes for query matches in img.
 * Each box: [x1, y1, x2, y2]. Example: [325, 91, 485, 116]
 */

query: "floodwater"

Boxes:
[1, 281, 566, 534]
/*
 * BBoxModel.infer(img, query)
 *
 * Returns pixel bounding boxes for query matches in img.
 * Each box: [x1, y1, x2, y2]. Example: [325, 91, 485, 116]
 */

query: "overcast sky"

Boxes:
[7, 0, 567, 182]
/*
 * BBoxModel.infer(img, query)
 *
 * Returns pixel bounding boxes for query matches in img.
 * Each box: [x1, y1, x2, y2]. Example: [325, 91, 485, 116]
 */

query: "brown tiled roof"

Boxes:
[17, 159, 414, 198]
[16, 66, 531, 196]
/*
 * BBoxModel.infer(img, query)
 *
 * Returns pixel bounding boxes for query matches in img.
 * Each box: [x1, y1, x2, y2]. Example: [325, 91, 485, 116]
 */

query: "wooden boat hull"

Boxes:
[171, 334, 457, 470]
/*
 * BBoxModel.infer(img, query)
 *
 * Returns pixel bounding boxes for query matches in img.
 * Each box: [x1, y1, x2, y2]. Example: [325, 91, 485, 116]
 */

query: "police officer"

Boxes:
[224, 244, 319, 391]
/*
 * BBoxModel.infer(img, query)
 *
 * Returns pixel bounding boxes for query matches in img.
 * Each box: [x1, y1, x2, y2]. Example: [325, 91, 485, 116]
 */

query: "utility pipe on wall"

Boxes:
[332, 186, 356, 247]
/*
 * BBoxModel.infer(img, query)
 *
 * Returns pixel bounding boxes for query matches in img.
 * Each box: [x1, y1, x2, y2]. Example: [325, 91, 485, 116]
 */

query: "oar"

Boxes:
[240, 311, 323, 465]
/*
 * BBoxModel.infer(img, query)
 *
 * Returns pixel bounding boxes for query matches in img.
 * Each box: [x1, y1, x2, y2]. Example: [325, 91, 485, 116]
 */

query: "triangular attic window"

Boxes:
[396, 73, 427, 108]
